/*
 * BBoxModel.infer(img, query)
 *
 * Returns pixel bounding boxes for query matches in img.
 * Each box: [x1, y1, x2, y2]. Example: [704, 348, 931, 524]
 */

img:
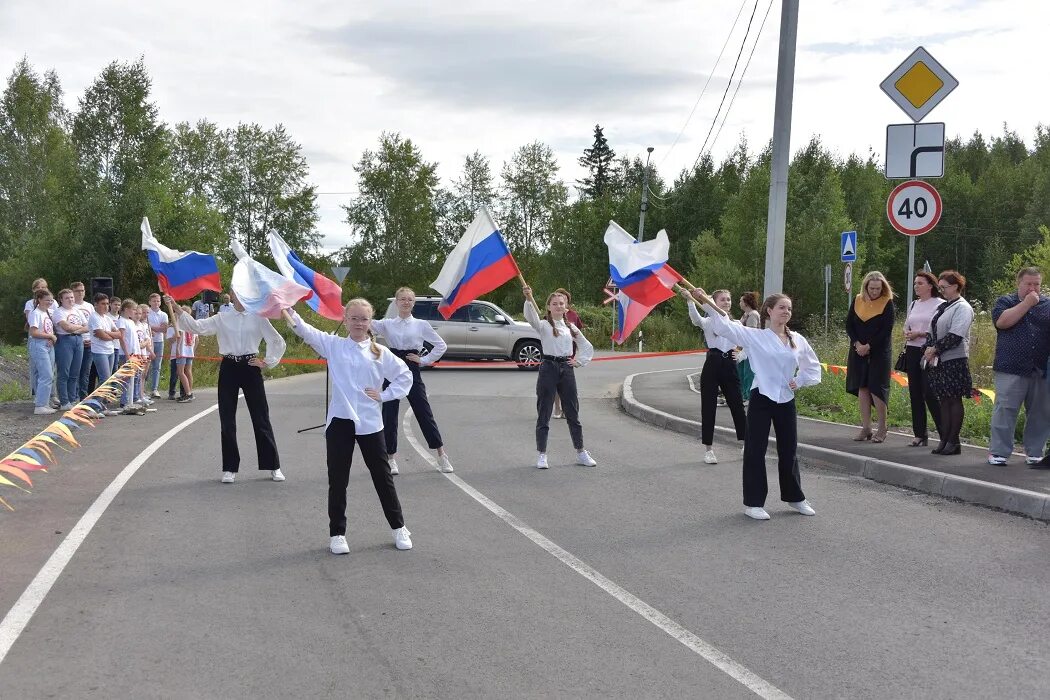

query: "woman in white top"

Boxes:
[690, 289, 822, 521]
[287, 298, 414, 555]
[686, 289, 748, 465]
[370, 287, 453, 475]
[136, 304, 156, 405]
[175, 305, 197, 403]
[116, 299, 142, 411]
[736, 291, 761, 401]
[902, 271, 944, 446]
[53, 288, 89, 410]
[522, 286, 596, 469]
[27, 288, 58, 415]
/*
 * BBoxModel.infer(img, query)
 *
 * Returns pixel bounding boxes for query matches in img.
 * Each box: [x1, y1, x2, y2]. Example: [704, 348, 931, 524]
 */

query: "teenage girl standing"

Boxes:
[27, 288, 57, 415]
[685, 289, 748, 464]
[688, 289, 822, 520]
[737, 291, 761, 401]
[370, 287, 453, 474]
[287, 299, 414, 554]
[522, 286, 596, 469]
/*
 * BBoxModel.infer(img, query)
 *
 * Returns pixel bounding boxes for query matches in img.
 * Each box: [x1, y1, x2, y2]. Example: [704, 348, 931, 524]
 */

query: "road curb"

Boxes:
[621, 372, 1050, 521]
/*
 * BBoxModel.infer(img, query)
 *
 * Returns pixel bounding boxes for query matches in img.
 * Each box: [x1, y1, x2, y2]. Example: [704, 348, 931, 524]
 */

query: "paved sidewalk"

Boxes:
[622, 366, 1050, 521]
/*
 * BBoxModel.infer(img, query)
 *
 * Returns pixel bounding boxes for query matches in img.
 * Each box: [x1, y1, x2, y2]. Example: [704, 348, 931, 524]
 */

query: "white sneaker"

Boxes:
[33, 406, 56, 415]
[788, 500, 816, 516]
[393, 526, 412, 550]
[704, 449, 718, 464]
[437, 454, 454, 473]
[987, 454, 1008, 466]
[59, 403, 74, 411]
[150, 391, 161, 399]
[536, 453, 549, 469]
[221, 471, 235, 483]
[388, 457, 399, 475]
[744, 507, 771, 520]
[576, 450, 597, 467]
[329, 535, 350, 555]
[1025, 455, 1043, 466]
[271, 468, 285, 482]
[552, 410, 564, 419]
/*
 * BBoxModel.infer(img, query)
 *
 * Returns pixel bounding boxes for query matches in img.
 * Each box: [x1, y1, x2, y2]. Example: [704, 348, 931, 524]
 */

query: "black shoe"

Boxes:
[939, 443, 961, 455]
[909, 437, 928, 447]
[1031, 456, 1050, 470]
[167, 394, 177, 400]
[931, 443, 946, 454]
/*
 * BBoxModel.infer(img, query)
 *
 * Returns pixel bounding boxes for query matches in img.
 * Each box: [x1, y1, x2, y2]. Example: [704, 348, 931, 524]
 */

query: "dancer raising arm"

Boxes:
[287, 299, 414, 554]
[685, 289, 747, 464]
[370, 287, 453, 474]
[687, 289, 822, 521]
[522, 286, 596, 469]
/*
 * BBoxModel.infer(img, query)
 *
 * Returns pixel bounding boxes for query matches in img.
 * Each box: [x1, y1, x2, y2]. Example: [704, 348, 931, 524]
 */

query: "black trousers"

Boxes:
[326, 418, 404, 536]
[168, 358, 186, 397]
[217, 358, 279, 472]
[905, 345, 941, 439]
[536, 359, 583, 452]
[742, 389, 805, 507]
[700, 350, 748, 445]
[382, 351, 443, 453]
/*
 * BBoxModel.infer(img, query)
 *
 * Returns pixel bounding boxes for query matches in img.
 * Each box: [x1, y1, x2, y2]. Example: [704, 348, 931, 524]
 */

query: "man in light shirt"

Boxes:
[218, 293, 235, 314]
[70, 282, 95, 400]
[165, 290, 286, 484]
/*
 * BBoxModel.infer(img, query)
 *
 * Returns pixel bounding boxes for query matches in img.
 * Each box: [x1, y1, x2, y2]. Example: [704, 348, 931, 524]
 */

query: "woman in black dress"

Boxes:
[923, 270, 975, 456]
[846, 271, 896, 443]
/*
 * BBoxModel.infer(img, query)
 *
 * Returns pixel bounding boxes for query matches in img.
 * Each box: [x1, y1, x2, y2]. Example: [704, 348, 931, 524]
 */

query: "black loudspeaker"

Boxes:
[90, 277, 114, 300]
[202, 290, 219, 304]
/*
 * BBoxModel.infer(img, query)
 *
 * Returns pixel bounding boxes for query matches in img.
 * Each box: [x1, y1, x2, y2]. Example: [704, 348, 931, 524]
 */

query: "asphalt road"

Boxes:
[1, 352, 1048, 699]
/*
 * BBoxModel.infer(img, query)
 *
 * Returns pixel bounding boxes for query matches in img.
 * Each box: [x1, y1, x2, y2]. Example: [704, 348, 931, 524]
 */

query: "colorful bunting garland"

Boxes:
[0, 356, 149, 511]
[818, 363, 995, 404]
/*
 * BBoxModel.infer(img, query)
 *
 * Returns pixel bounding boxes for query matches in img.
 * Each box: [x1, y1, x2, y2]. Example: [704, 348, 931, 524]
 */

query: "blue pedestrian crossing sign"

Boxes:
[841, 230, 858, 262]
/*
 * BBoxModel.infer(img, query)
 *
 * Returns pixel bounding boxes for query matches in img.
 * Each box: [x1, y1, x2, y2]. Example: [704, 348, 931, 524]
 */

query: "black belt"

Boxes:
[709, 348, 735, 357]
[390, 348, 421, 358]
[222, 353, 257, 362]
[542, 354, 571, 363]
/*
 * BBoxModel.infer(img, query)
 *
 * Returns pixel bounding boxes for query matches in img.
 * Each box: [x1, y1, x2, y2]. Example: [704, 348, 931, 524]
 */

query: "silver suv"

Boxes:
[382, 296, 542, 369]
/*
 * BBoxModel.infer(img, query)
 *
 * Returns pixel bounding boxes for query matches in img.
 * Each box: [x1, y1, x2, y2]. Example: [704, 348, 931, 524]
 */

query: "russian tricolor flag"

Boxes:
[141, 218, 222, 300]
[604, 221, 682, 307]
[431, 207, 519, 319]
[612, 292, 654, 345]
[230, 239, 312, 319]
[267, 230, 344, 321]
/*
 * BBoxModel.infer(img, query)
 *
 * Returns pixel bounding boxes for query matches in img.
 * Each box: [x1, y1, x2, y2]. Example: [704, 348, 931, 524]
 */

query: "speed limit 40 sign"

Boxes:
[887, 180, 942, 236]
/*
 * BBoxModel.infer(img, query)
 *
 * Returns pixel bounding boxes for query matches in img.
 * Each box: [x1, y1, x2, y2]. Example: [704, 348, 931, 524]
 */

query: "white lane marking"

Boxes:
[687, 371, 702, 395]
[0, 402, 220, 666]
[402, 409, 793, 700]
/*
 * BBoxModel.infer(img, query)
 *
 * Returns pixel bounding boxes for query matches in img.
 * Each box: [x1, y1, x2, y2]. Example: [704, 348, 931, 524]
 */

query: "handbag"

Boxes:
[894, 350, 908, 372]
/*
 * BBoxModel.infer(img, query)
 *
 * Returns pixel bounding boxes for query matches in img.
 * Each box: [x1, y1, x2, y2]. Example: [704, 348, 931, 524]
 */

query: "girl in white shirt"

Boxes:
[370, 287, 453, 475]
[287, 298, 414, 555]
[685, 289, 748, 465]
[27, 289, 57, 415]
[175, 305, 197, 403]
[135, 304, 156, 405]
[54, 288, 89, 410]
[522, 286, 596, 469]
[116, 299, 141, 409]
[690, 289, 822, 521]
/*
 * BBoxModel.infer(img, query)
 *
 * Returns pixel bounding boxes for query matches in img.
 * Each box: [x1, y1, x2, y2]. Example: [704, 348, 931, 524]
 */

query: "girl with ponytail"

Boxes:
[286, 298, 416, 554]
[687, 289, 822, 521]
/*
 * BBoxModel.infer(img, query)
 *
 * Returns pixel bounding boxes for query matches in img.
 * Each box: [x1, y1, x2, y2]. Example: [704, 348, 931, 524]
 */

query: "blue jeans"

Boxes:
[91, 352, 113, 385]
[114, 353, 132, 407]
[54, 334, 84, 406]
[149, 340, 163, 392]
[78, 341, 93, 399]
[29, 339, 55, 408]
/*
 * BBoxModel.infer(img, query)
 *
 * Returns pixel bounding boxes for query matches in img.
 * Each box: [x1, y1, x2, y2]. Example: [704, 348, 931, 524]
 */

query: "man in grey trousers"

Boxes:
[988, 267, 1050, 467]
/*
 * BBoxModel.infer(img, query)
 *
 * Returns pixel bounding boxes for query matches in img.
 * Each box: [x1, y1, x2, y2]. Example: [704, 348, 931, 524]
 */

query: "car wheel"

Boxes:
[514, 340, 542, 370]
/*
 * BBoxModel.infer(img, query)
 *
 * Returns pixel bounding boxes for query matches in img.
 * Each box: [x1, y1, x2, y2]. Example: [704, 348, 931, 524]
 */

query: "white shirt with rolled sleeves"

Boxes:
[287, 311, 412, 432]
[523, 302, 594, 365]
[175, 308, 286, 369]
[148, 309, 169, 343]
[370, 316, 447, 366]
[686, 301, 738, 353]
[701, 304, 821, 403]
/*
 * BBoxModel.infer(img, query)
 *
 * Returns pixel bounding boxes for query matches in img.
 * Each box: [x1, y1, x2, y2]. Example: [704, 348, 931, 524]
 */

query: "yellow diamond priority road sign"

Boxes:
[880, 46, 958, 122]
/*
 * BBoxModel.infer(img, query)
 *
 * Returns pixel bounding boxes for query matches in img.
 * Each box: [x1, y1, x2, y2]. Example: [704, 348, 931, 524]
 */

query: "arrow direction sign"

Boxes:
[886, 123, 945, 179]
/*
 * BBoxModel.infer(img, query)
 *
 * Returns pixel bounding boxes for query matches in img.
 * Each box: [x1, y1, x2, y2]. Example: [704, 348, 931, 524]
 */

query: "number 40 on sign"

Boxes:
[886, 180, 942, 236]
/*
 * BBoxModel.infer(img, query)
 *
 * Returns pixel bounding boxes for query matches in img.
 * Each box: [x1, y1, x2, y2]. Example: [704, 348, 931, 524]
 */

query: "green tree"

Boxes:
[213, 123, 319, 258]
[436, 151, 496, 251]
[339, 132, 441, 296]
[577, 124, 616, 199]
[499, 141, 567, 267]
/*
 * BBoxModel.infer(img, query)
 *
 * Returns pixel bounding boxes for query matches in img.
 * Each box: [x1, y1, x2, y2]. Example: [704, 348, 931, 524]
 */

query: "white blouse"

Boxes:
[701, 304, 822, 403]
[687, 301, 738, 352]
[523, 302, 594, 365]
[288, 312, 412, 433]
[370, 316, 448, 366]
[176, 309, 286, 368]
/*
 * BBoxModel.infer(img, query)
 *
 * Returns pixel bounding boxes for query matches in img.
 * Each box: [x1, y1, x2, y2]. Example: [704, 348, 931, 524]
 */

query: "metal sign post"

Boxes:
[824, 264, 832, 335]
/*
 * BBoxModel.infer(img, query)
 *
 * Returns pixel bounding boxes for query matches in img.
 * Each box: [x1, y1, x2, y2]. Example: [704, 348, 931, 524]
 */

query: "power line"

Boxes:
[692, 0, 762, 172]
[707, 0, 776, 157]
[658, 0, 749, 170]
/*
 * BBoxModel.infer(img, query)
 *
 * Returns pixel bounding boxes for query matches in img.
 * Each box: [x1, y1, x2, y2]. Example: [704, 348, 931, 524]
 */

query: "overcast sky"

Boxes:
[2, 0, 1046, 252]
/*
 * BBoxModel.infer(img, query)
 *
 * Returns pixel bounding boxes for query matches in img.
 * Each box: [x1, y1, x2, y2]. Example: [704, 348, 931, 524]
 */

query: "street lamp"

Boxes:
[637, 146, 655, 242]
